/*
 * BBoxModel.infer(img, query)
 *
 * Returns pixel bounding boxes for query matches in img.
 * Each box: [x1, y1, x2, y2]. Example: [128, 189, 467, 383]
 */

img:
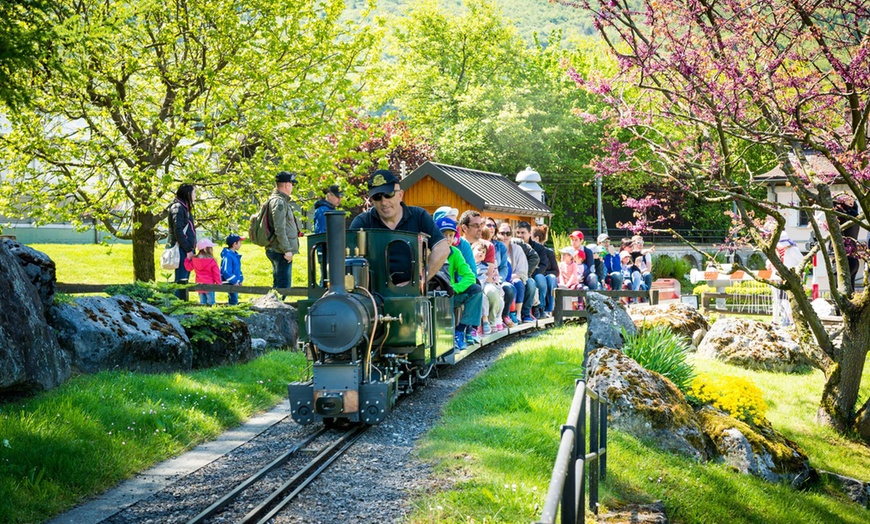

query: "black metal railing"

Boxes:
[553, 288, 660, 326]
[535, 379, 608, 524]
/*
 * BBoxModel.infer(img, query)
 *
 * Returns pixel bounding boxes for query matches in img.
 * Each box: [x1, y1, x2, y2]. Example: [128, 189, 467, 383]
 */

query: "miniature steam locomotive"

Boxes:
[288, 212, 455, 425]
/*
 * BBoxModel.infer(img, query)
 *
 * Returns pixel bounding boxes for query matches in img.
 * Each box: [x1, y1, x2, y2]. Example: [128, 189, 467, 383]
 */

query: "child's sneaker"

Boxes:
[482, 321, 492, 335]
[465, 328, 481, 346]
[502, 316, 515, 327]
[509, 311, 519, 324]
[454, 330, 467, 350]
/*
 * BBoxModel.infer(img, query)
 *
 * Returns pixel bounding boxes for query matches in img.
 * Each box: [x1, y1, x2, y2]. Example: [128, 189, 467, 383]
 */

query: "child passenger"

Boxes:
[558, 246, 579, 289]
[573, 249, 588, 288]
[220, 234, 244, 305]
[184, 238, 222, 306]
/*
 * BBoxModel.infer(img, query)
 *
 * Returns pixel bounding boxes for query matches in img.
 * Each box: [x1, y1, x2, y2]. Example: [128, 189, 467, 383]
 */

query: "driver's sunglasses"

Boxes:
[371, 191, 396, 202]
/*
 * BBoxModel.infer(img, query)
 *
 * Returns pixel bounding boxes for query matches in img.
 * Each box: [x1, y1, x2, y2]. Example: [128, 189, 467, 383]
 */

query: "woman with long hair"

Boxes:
[167, 183, 197, 299]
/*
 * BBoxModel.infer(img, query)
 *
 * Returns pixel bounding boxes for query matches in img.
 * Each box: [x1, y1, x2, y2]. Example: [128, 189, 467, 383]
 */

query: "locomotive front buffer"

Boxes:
[288, 364, 398, 425]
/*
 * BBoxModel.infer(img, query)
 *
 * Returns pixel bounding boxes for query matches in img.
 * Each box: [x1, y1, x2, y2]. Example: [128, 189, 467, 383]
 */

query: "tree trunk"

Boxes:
[816, 303, 870, 440]
[132, 210, 158, 282]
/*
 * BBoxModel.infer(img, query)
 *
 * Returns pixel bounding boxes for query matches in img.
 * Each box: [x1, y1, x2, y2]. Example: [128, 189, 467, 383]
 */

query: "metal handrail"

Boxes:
[535, 380, 608, 524]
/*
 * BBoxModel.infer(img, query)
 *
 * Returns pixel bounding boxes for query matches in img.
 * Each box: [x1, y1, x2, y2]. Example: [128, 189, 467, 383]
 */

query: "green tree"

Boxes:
[0, 1, 63, 110]
[373, 0, 611, 230]
[0, 0, 375, 281]
[574, 0, 870, 439]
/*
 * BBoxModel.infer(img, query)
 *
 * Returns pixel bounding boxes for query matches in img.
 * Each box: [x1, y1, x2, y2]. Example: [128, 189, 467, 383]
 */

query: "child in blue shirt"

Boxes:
[220, 234, 244, 305]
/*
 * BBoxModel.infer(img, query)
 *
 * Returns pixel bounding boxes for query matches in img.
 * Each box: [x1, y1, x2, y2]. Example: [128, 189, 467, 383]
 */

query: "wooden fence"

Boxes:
[56, 282, 308, 299]
[554, 288, 661, 326]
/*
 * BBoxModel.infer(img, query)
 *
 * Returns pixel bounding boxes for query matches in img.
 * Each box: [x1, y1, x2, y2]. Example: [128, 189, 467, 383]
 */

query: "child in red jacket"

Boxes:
[184, 238, 222, 306]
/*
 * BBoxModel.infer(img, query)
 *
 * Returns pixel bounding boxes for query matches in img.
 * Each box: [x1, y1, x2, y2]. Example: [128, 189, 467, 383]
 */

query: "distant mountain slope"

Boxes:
[345, 0, 596, 44]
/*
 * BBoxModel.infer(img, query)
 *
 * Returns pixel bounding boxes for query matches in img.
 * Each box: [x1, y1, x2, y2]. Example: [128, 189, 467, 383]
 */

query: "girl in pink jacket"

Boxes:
[184, 238, 222, 306]
[558, 247, 580, 289]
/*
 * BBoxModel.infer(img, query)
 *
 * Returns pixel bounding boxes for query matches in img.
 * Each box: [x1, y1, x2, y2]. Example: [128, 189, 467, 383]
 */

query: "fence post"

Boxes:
[600, 401, 607, 481]
[555, 289, 564, 326]
[579, 386, 587, 520]
[588, 396, 599, 516]
[560, 424, 577, 524]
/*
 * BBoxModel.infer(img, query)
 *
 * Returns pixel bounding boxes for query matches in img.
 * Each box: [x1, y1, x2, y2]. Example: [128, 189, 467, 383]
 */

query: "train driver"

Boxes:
[350, 169, 451, 284]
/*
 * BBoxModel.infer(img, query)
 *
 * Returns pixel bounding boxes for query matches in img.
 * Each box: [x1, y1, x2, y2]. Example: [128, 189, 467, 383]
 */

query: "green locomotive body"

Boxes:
[289, 212, 454, 425]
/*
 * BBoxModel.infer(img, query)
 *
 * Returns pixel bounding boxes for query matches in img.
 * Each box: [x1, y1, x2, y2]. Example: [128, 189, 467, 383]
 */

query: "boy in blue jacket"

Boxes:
[220, 234, 244, 305]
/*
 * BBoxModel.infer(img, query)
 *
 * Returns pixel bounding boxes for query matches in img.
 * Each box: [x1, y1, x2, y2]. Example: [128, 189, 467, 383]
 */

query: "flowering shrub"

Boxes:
[687, 373, 768, 425]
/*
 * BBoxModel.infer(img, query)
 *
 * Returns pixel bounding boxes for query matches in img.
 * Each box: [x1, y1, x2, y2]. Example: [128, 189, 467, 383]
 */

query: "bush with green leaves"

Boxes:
[652, 254, 693, 281]
[621, 325, 695, 392]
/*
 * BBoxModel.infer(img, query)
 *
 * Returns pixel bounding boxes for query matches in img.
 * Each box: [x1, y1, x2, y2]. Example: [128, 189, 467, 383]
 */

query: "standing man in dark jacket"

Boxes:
[266, 171, 301, 291]
[313, 184, 342, 285]
[167, 183, 197, 300]
[313, 184, 343, 234]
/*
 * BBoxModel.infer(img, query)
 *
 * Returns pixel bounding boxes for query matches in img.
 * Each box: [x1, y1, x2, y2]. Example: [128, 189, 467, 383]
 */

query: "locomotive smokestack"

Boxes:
[325, 211, 347, 294]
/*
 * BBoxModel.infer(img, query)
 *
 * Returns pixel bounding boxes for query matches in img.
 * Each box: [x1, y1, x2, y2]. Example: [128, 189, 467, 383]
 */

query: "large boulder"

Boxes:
[697, 405, 814, 486]
[2, 238, 56, 310]
[629, 302, 709, 342]
[698, 318, 813, 373]
[585, 292, 637, 354]
[586, 346, 708, 460]
[243, 293, 298, 348]
[185, 318, 262, 369]
[0, 241, 70, 396]
[49, 295, 192, 373]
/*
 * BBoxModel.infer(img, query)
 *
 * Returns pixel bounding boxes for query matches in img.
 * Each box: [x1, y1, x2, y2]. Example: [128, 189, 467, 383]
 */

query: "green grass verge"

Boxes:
[31, 241, 309, 291]
[0, 350, 308, 524]
[405, 324, 870, 523]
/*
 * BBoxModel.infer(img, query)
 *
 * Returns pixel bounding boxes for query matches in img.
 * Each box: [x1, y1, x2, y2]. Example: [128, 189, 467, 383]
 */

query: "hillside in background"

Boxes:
[345, 0, 596, 44]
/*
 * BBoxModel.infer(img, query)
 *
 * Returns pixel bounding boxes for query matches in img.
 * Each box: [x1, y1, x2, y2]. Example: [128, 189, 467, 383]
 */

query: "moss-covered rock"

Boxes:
[185, 318, 259, 369]
[697, 317, 814, 373]
[585, 293, 637, 355]
[697, 405, 814, 486]
[629, 302, 710, 344]
[586, 346, 707, 461]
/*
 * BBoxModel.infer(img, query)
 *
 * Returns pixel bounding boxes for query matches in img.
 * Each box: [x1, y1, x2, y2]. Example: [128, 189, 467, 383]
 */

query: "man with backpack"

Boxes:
[260, 170, 301, 291]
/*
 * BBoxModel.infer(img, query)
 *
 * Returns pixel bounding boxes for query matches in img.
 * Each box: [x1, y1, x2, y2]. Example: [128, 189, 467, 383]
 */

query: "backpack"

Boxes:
[248, 198, 274, 247]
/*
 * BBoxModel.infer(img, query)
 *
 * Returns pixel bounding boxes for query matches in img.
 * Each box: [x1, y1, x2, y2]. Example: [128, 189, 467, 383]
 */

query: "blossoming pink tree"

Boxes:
[565, 0, 870, 440]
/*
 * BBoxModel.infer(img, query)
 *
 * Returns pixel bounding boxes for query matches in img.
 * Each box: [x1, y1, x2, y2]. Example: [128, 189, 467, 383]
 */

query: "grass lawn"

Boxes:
[0, 351, 309, 524]
[31, 240, 310, 292]
[405, 324, 870, 523]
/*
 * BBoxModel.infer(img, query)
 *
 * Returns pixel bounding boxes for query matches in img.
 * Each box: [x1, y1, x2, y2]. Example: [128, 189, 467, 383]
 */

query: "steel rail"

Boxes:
[184, 427, 329, 524]
[240, 425, 370, 524]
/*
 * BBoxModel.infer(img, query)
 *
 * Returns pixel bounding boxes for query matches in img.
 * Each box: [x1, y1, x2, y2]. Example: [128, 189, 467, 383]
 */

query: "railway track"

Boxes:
[185, 425, 369, 524]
